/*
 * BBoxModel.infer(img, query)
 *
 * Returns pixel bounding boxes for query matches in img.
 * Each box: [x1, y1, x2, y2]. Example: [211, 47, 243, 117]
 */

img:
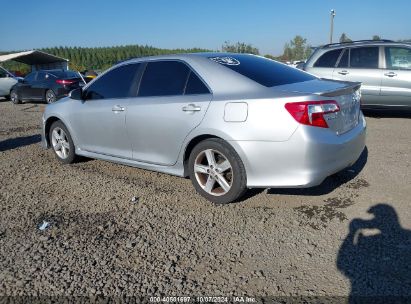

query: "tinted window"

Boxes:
[350, 47, 379, 68]
[139, 61, 190, 97]
[37, 71, 48, 81]
[0, 68, 7, 78]
[209, 55, 315, 87]
[314, 49, 342, 68]
[185, 71, 210, 95]
[385, 47, 411, 70]
[24, 72, 37, 82]
[338, 49, 349, 68]
[51, 70, 80, 79]
[85, 63, 140, 100]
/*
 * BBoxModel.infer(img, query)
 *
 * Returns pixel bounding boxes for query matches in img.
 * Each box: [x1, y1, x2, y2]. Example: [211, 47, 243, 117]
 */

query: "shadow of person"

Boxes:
[337, 204, 411, 303]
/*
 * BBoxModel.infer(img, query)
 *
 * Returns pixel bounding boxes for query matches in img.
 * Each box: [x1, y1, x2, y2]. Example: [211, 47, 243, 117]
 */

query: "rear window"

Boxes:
[314, 49, 342, 68]
[138, 61, 190, 97]
[209, 55, 315, 87]
[48, 70, 80, 79]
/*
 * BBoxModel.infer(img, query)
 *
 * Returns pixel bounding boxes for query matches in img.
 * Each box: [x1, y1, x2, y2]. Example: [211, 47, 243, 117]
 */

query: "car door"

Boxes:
[69, 63, 141, 158]
[333, 46, 383, 105]
[30, 71, 48, 99]
[381, 46, 411, 107]
[126, 60, 212, 166]
[19, 72, 37, 100]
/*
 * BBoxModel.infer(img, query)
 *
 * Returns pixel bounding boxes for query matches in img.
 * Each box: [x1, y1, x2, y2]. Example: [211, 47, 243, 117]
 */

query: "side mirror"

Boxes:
[69, 88, 83, 100]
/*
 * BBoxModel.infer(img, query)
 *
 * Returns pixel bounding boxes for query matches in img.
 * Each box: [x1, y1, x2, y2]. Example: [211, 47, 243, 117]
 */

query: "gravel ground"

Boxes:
[0, 99, 410, 300]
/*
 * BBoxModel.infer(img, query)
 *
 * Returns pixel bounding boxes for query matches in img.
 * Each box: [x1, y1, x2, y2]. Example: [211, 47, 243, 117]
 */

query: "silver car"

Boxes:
[41, 53, 366, 203]
[304, 40, 411, 110]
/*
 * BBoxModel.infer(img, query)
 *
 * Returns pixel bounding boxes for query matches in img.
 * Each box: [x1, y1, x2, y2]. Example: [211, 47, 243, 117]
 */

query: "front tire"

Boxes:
[49, 121, 77, 164]
[45, 90, 56, 104]
[188, 138, 247, 204]
[10, 90, 21, 104]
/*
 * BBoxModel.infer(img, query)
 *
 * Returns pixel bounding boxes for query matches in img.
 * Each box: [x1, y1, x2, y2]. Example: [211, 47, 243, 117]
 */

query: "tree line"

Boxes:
[1, 36, 410, 74]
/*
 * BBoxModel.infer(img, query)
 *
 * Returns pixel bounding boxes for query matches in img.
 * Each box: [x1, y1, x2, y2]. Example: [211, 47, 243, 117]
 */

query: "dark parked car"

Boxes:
[10, 70, 85, 104]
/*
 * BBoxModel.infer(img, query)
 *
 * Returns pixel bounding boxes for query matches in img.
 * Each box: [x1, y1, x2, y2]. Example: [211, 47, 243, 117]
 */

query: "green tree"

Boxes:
[281, 36, 311, 61]
[221, 41, 259, 55]
[339, 33, 353, 43]
[372, 35, 381, 40]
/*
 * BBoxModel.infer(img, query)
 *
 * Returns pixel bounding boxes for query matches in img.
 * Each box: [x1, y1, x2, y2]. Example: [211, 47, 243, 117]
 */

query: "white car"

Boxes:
[0, 66, 19, 99]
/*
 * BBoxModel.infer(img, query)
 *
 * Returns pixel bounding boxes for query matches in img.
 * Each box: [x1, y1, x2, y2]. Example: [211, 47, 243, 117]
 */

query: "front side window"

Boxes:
[24, 72, 37, 82]
[0, 68, 8, 78]
[338, 49, 349, 68]
[138, 61, 190, 97]
[84, 63, 140, 100]
[385, 47, 411, 70]
[350, 47, 379, 69]
[314, 49, 342, 68]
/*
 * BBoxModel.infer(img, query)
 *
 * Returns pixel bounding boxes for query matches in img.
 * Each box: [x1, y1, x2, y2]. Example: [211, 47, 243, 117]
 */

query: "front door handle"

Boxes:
[182, 104, 201, 112]
[384, 72, 397, 77]
[112, 105, 125, 112]
[338, 70, 349, 75]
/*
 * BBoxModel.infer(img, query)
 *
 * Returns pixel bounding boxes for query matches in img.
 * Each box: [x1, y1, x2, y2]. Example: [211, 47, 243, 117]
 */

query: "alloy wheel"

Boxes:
[194, 149, 233, 196]
[46, 91, 56, 103]
[10, 92, 18, 103]
[51, 127, 70, 159]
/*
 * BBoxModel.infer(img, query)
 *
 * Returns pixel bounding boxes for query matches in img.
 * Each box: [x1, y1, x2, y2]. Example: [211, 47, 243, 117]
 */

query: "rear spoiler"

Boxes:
[319, 80, 361, 97]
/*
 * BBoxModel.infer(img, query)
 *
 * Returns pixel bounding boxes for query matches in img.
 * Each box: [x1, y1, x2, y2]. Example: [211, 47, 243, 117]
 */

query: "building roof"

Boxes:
[0, 50, 68, 64]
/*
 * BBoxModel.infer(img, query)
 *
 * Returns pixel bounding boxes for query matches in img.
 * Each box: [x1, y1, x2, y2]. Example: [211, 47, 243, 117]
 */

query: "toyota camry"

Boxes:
[41, 53, 366, 203]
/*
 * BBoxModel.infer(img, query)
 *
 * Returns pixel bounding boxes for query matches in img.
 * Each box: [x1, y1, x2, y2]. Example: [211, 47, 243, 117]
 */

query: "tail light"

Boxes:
[285, 100, 340, 128]
[56, 79, 76, 85]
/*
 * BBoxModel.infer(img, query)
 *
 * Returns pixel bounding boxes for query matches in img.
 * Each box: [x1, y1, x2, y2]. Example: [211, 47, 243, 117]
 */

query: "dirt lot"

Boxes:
[0, 99, 410, 300]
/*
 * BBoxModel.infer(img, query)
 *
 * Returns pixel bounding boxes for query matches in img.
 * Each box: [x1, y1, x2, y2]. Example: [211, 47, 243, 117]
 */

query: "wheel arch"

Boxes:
[44, 116, 61, 147]
[183, 134, 221, 177]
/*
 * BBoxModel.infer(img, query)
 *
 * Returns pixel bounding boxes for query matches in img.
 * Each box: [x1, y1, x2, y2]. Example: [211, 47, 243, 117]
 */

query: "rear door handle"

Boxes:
[384, 72, 397, 77]
[112, 105, 125, 112]
[338, 70, 349, 75]
[182, 104, 201, 112]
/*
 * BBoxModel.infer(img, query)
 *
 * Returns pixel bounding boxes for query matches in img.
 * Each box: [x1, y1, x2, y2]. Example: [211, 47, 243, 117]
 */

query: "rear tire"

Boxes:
[49, 121, 77, 164]
[188, 138, 247, 204]
[45, 90, 56, 104]
[10, 90, 21, 104]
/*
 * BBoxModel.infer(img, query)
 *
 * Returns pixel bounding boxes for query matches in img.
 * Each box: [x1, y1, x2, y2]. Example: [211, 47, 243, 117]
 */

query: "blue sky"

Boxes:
[0, 0, 410, 55]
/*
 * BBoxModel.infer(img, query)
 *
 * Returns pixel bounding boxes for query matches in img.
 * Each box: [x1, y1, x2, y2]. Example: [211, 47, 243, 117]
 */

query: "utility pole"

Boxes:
[329, 9, 336, 44]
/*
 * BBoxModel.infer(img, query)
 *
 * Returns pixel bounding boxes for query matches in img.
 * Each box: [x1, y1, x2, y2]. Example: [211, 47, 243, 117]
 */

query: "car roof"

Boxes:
[316, 40, 411, 51]
[119, 52, 257, 64]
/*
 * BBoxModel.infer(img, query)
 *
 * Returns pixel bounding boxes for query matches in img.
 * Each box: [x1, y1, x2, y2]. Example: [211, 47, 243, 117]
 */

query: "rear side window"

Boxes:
[139, 61, 190, 97]
[385, 47, 411, 70]
[85, 63, 140, 100]
[314, 49, 342, 68]
[350, 47, 379, 68]
[209, 54, 315, 87]
[185, 71, 210, 95]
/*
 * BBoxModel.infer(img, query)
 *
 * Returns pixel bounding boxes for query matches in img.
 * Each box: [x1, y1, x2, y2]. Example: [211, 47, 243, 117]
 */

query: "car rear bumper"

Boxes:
[232, 113, 367, 188]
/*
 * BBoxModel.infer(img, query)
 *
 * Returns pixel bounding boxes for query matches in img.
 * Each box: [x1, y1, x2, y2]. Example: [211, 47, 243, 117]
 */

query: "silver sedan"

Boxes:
[41, 53, 366, 203]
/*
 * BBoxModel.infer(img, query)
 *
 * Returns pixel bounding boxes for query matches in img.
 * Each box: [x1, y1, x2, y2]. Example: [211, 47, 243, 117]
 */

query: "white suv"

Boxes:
[304, 40, 411, 110]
